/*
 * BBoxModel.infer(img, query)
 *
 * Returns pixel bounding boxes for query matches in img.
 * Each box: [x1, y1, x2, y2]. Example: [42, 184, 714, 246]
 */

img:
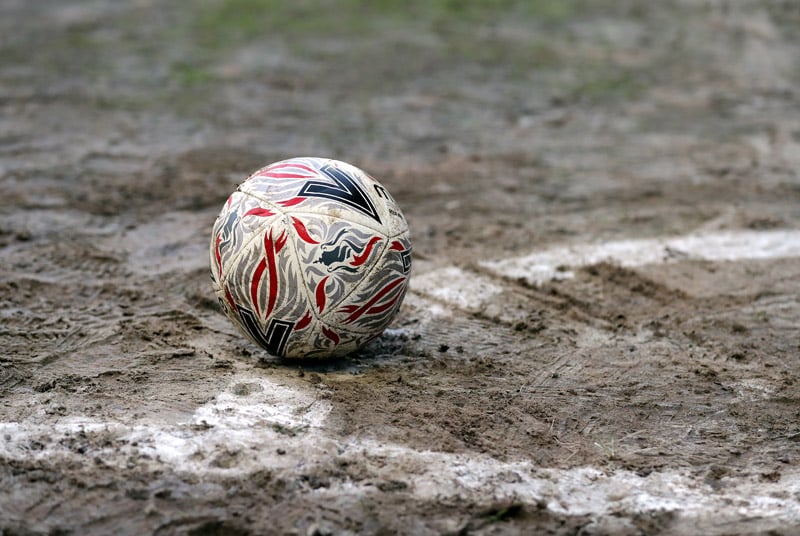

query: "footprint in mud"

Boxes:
[231, 382, 264, 396]
[0, 364, 27, 391]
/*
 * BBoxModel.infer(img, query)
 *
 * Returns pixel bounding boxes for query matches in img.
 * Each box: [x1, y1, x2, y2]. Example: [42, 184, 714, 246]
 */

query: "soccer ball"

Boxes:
[210, 157, 412, 359]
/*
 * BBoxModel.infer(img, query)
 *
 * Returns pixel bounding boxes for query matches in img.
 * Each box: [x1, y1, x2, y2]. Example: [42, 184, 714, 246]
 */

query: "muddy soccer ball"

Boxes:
[210, 157, 412, 359]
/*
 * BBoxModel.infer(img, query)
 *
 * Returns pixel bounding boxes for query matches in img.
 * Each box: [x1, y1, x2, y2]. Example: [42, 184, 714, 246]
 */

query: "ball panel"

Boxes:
[281, 317, 364, 359]
[210, 190, 248, 287]
[211, 212, 310, 357]
[210, 191, 284, 287]
[227, 221, 304, 321]
[323, 232, 412, 334]
[237, 159, 317, 211]
[289, 215, 388, 316]
[238, 157, 408, 236]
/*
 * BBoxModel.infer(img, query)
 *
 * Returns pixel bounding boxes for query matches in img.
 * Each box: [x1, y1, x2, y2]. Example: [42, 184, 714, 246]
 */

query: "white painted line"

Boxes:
[411, 266, 504, 310]
[0, 375, 333, 475]
[402, 292, 454, 318]
[1, 374, 800, 526]
[338, 441, 800, 523]
[126, 378, 333, 472]
[481, 229, 800, 285]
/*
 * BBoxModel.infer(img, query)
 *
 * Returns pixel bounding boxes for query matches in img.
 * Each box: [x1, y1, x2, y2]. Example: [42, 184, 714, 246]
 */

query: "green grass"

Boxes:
[171, 61, 215, 87]
[1, 0, 661, 116]
[192, 0, 344, 48]
[172, 0, 583, 91]
[182, 0, 670, 110]
[568, 68, 647, 103]
[190, 0, 582, 49]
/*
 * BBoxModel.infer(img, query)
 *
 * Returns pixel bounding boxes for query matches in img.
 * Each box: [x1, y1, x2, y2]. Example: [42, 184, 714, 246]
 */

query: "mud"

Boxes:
[2, 1, 800, 534]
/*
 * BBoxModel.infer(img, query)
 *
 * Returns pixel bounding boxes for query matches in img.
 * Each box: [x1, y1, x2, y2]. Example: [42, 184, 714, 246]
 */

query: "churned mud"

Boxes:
[2, 1, 800, 534]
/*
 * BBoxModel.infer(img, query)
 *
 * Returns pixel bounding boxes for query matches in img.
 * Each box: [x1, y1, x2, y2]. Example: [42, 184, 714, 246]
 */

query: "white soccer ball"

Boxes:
[210, 157, 412, 359]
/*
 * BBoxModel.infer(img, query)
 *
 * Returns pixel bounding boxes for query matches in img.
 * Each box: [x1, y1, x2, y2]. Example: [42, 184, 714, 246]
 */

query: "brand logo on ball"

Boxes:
[317, 229, 383, 274]
[209, 157, 412, 359]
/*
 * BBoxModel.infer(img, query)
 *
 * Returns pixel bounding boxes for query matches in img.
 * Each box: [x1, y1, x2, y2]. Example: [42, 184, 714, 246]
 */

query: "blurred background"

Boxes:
[4, 0, 798, 254]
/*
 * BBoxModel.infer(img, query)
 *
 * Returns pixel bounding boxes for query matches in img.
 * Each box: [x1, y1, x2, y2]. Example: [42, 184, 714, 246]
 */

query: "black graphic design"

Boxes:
[298, 165, 381, 223]
[237, 307, 294, 356]
[316, 228, 369, 273]
[401, 249, 412, 273]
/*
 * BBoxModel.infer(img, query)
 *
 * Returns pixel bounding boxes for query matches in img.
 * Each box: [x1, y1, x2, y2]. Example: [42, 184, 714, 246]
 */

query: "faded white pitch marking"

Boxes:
[125, 378, 333, 472]
[0, 376, 333, 474]
[411, 266, 503, 310]
[481, 229, 800, 285]
[402, 292, 453, 317]
[2, 374, 800, 525]
[326, 441, 800, 525]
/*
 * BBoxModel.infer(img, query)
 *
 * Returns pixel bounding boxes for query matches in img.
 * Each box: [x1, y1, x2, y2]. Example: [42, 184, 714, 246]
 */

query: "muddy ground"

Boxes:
[2, 1, 800, 534]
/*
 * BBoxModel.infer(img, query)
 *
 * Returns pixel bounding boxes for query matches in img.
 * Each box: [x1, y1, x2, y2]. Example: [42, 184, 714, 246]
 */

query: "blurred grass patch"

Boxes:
[180, 0, 586, 86]
[568, 67, 647, 103]
[173, 0, 665, 105]
[171, 61, 216, 87]
[191, 0, 582, 47]
[192, 0, 352, 48]
[3, 0, 657, 110]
